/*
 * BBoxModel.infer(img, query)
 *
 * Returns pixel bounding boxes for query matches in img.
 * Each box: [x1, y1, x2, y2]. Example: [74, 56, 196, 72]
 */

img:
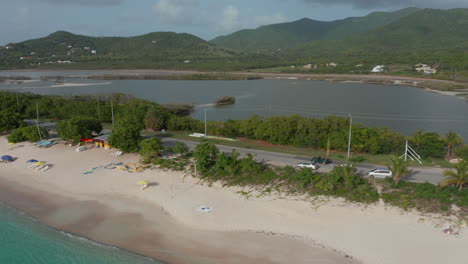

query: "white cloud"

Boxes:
[217, 5, 241, 32]
[152, 0, 198, 24]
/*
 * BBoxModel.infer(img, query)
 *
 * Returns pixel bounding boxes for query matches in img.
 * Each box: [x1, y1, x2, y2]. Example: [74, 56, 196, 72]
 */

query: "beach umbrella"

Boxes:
[1, 155, 13, 162]
[35, 161, 46, 166]
[27, 159, 38, 163]
[137, 180, 151, 185]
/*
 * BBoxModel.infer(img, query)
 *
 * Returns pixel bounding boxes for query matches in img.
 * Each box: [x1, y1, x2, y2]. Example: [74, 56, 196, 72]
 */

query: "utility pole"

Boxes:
[204, 109, 207, 137]
[347, 114, 352, 160]
[16, 92, 20, 113]
[96, 95, 101, 121]
[35, 102, 43, 141]
[111, 99, 115, 128]
[404, 141, 408, 162]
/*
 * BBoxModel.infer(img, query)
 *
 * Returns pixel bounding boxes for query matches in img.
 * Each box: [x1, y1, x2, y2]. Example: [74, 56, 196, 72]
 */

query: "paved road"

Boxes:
[161, 138, 446, 184]
[27, 119, 445, 185]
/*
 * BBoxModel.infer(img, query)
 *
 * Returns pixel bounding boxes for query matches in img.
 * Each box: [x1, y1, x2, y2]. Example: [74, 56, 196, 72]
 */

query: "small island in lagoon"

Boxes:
[214, 96, 236, 106]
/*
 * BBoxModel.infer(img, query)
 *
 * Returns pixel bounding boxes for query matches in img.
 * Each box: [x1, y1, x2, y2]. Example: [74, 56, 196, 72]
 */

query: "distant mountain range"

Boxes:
[211, 7, 421, 51]
[0, 31, 235, 61]
[1, 7, 467, 75]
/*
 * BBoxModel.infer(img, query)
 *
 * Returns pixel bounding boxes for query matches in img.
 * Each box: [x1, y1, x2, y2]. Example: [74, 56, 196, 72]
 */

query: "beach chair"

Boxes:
[40, 165, 50, 172]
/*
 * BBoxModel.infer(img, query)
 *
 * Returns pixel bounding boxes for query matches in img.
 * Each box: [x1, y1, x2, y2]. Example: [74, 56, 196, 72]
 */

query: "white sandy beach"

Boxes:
[0, 136, 466, 264]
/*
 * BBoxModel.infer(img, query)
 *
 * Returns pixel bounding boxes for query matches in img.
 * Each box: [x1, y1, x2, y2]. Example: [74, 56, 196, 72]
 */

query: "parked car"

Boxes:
[368, 168, 392, 178]
[310, 156, 332, 165]
[297, 162, 319, 170]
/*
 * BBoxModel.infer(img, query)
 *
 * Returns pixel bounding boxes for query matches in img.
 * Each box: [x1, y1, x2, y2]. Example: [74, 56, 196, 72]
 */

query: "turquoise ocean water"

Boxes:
[0, 202, 165, 264]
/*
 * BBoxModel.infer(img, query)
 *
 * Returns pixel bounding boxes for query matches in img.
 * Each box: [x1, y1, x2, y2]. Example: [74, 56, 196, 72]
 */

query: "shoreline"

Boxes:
[0, 137, 357, 264]
[0, 136, 467, 264]
[2, 69, 468, 92]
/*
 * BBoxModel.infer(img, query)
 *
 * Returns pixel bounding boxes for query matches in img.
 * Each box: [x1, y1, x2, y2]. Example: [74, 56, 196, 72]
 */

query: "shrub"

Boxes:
[193, 143, 219, 172]
[7, 126, 49, 143]
[57, 117, 102, 143]
[173, 142, 189, 155]
[139, 137, 164, 163]
[7, 129, 27, 143]
[0, 110, 25, 132]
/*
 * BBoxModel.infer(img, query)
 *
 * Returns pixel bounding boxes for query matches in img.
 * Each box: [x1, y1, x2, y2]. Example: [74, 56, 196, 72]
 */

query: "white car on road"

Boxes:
[297, 162, 319, 170]
[368, 168, 393, 178]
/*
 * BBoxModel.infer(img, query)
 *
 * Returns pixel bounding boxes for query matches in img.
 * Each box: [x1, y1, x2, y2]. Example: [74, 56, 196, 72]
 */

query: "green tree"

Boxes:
[7, 129, 27, 143]
[7, 126, 48, 143]
[108, 119, 142, 153]
[411, 130, 425, 150]
[193, 143, 219, 172]
[173, 142, 189, 155]
[144, 106, 169, 131]
[443, 160, 468, 191]
[139, 137, 164, 163]
[445, 130, 463, 158]
[385, 156, 410, 185]
[57, 118, 102, 143]
[0, 109, 25, 132]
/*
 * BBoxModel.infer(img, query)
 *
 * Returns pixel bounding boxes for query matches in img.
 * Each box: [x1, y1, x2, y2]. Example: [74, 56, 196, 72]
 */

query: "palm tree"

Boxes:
[385, 156, 410, 185]
[411, 130, 425, 151]
[445, 131, 463, 158]
[443, 160, 468, 191]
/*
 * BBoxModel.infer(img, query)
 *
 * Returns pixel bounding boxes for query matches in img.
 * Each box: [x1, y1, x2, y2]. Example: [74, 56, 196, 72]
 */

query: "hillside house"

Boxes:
[415, 63, 437, 74]
[303, 64, 313, 69]
[91, 50, 97, 54]
[371, 65, 385, 73]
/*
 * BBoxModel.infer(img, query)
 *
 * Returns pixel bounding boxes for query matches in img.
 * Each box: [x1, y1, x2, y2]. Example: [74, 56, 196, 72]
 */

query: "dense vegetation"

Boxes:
[169, 114, 462, 159]
[1, 8, 467, 79]
[0, 31, 236, 69]
[381, 178, 467, 212]
[0, 91, 463, 159]
[7, 126, 49, 143]
[193, 143, 379, 203]
[2, 92, 466, 216]
[211, 8, 420, 51]
[57, 117, 102, 143]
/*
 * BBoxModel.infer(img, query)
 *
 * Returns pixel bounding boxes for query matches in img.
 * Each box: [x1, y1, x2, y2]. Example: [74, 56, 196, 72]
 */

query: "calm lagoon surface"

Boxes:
[0, 202, 164, 264]
[1, 71, 467, 139]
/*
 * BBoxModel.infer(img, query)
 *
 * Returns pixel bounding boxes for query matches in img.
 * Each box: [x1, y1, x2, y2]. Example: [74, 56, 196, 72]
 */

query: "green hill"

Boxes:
[0, 31, 238, 69]
[210, 7, 420, 52]
[292, 8, 468, 69]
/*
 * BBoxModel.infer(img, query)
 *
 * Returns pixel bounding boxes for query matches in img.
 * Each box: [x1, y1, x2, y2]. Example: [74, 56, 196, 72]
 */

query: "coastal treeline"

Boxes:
[0, 91, 465, 159]
[189, 143, 467, 213]
[193, 142, 379, 203]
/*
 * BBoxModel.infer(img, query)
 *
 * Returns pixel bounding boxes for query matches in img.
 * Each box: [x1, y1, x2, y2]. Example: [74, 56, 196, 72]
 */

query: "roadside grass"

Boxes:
[379, 178, 468, 219]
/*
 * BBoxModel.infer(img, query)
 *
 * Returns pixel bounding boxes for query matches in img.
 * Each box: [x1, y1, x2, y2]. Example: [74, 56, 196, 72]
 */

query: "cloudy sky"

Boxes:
[1, 0, 467, 45]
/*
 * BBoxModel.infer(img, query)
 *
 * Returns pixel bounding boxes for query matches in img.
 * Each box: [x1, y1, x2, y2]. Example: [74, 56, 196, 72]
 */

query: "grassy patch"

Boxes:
[380, 178, 468, 217]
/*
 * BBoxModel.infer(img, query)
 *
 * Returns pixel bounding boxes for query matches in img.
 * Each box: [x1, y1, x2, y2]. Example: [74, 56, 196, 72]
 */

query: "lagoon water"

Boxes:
[0, 202, 164, 264]
[1, 71, 468, 139]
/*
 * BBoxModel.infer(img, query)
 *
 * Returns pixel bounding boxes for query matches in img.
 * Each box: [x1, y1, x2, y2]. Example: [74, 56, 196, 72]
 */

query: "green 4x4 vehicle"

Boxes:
[310, 157, 332, 165]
